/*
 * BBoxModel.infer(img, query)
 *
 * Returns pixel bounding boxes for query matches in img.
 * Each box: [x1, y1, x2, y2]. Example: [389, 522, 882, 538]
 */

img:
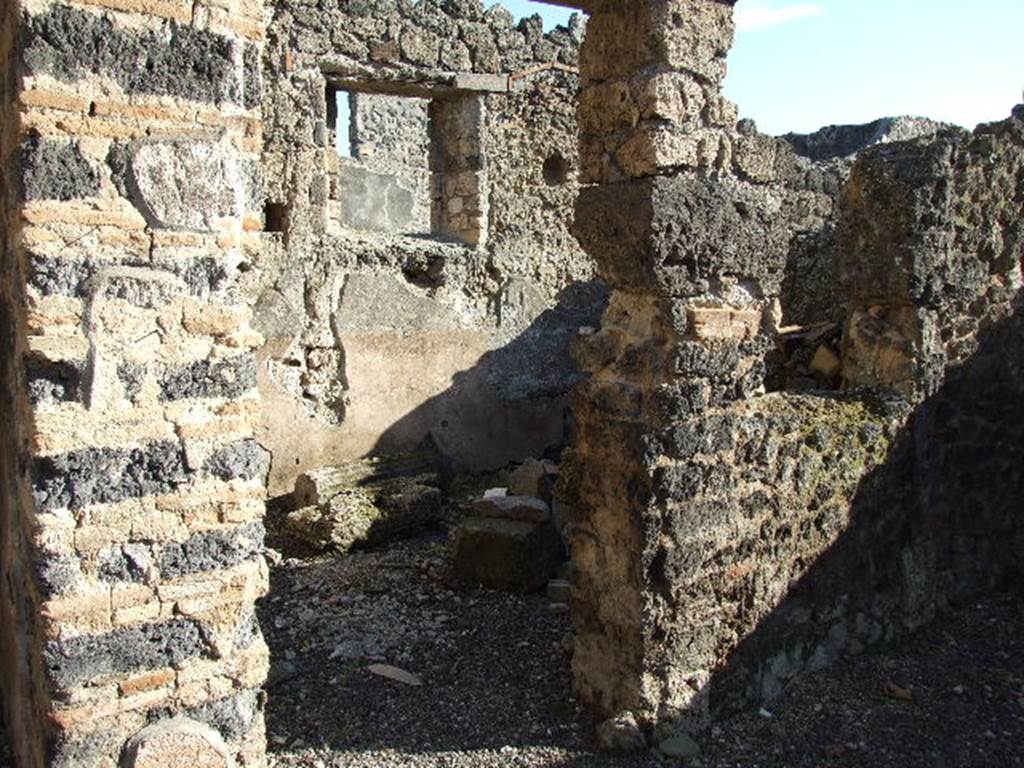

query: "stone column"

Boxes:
[568, 0, 790, 732]
[1, 1, 270, 766]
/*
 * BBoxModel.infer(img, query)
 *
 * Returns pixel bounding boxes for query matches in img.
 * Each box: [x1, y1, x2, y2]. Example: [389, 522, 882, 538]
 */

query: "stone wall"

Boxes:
[777, 116, 948, 329]
[336, 92, 433, 235]
[256, 0, 600, 493]
[566, 0, 1024, 740]
[1, 1, 271, 765]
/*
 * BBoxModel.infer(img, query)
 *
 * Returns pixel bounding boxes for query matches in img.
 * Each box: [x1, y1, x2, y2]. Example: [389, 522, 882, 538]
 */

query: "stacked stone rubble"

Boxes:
[1, 0, 271, 765]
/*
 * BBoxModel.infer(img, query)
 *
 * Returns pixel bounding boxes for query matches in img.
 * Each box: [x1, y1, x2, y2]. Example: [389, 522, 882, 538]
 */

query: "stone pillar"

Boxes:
[568, 0, 790, 732]
[0, 1, 270, 766]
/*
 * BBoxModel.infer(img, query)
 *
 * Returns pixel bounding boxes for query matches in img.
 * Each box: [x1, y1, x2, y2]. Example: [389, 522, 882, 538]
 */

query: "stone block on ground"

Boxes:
[285, 457, 442, 552]
[293, 452, 441, 508]
[452, 516, 564, 593]
[470, 494, 550, 522]
[507, 457, 558, 501]
[596, 710, 646, 754]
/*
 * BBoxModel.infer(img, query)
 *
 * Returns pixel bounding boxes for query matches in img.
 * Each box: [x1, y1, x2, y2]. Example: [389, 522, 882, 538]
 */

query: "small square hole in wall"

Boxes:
[265, 201, 288, 233]
[323, 80, 486, 245]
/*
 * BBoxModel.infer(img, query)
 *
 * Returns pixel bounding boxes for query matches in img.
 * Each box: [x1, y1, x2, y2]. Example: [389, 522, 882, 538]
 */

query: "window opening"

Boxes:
[323, 80, 486, 245]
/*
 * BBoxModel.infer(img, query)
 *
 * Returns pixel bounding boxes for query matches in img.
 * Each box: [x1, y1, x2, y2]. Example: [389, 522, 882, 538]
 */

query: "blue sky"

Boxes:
[490, 0, 1024, 135]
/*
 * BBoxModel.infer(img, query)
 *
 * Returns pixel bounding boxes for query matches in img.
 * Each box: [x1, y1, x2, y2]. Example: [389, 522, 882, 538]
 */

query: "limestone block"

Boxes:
[578, 80, 638, 136]
[126, 140, 246, 232]
[506, 457, 552, 500]
[122, 717, 233, 768]
[650, 0, 734, 84]
[634, 71, 705, 125]
[616, 124, 723, 178]
[733, 132, 782, 183]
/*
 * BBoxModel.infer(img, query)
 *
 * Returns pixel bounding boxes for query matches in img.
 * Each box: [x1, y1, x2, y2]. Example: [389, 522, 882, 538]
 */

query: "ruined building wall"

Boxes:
[2, 1, 271, 765]
[776, 116, 948, 329]
[255, 0, 602, 494]
[567, 0, 1024, 737]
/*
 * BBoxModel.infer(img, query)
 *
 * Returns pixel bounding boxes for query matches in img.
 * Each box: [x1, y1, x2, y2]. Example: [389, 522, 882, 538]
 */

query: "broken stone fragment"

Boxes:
[284, 478, 441, 553]
[121, 717, 231, 768]
[293, 453, 440, 508]
[658, 731, 701, 761]
[471, 495, 551, 522]
[595, 710, 646, 753]
[452, 517, 563, 593]
[507, 457, 555, 501]
[810, 344, 842, 379]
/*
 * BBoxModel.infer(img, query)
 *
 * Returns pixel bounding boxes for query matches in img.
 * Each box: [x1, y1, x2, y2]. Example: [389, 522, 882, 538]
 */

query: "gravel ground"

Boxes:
[261, 525, 1024, 768]
[0, 529, 1017, 768]
[259, 529, 647, 768]
[701, 589, 1024, 768]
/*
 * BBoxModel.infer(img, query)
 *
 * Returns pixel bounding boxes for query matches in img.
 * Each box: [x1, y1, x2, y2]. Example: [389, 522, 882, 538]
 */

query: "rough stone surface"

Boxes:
[43, 618, 212, 690]
[471, 495, 551, 523]
[25, 356, 81, 405]
[122, 718, 231, 768]
[506, 457, 552, 500]
[160, 356, 258, 402]
[596, 711, 646, 754]
[184, 690, 262, 743]
[20, 135, 99, 201]
[159, 522, 265, 579]
[285, 473, 441, 553]
[23, 6, 255, 106]
[574, 174, 789, 298]
[32, 441, 188, 512]
[125, 141, 248, 232]
[778, 116, 952, 328]
[203, 440, 272, 482]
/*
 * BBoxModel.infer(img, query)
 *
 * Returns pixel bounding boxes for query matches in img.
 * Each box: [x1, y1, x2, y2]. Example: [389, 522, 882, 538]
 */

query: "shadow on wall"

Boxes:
[369, 279, 610, 464]
[703, 289, 1024, 720]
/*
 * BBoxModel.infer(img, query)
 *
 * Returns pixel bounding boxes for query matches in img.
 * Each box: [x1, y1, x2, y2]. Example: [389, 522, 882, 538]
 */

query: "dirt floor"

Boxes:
[0, 529, 1020, 768]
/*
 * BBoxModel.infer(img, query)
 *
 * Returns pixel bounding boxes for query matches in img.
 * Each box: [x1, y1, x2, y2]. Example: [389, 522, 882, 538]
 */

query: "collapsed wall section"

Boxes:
[255, 0, 602, 492]
[1, 1, 271, 765]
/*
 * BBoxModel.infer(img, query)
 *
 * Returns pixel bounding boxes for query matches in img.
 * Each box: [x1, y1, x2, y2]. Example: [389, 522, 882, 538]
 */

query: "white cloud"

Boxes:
[735, 4, 824, 31]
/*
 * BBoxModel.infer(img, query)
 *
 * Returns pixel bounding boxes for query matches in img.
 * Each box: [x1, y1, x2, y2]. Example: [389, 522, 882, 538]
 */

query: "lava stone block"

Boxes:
[453, 517, 564, 593]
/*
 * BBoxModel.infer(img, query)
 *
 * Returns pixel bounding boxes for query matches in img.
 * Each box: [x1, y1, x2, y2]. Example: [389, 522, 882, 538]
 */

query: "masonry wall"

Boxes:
[777, 116, 948, 330]
[255, 0, 602, 494]
[567, 0, 1024, 738]
[1, 1, 271, 765]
